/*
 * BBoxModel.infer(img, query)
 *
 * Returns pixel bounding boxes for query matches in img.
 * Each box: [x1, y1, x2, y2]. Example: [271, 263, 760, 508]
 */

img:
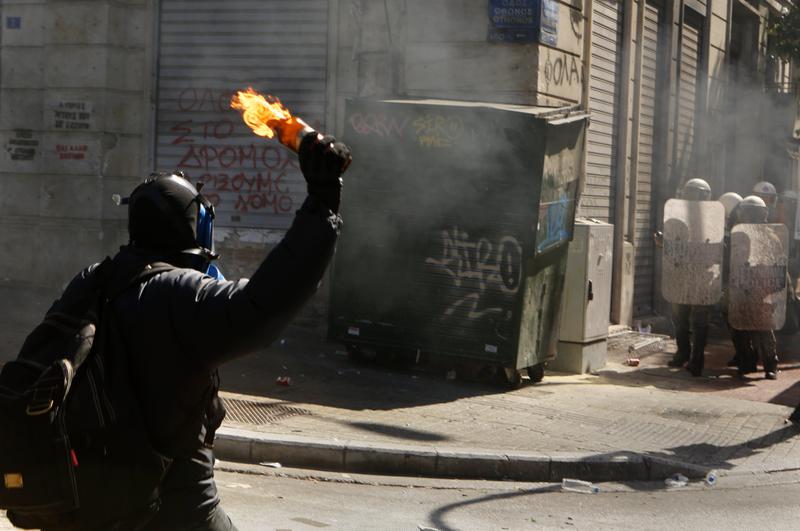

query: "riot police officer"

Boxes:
[666, 178, 715, 376]
[728, 195, 780, 379]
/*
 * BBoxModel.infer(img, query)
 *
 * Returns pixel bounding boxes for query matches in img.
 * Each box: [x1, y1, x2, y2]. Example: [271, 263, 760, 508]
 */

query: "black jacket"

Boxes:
[106, 196, 339, 457]
[49, 195, 339, 528]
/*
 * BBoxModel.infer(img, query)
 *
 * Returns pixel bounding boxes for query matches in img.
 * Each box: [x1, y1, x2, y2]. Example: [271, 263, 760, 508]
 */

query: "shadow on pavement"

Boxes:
[319, 418, 451, 442]
[219, 326, 543, 411]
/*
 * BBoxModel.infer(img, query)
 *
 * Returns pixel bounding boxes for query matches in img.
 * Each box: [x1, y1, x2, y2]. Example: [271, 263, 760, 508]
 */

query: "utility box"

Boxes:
[550, 219, 614, 373]
[329, 98, 587, 386]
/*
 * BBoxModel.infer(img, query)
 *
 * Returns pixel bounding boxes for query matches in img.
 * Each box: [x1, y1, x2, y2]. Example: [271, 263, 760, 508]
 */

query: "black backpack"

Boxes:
[0, 259, 174, 530]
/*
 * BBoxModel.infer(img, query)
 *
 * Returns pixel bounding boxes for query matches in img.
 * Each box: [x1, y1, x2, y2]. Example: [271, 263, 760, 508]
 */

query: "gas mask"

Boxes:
[123, 172, 225, 280]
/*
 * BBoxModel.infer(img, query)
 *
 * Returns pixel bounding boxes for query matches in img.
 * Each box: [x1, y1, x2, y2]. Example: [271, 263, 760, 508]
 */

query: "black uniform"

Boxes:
[671, 303, 711, 374]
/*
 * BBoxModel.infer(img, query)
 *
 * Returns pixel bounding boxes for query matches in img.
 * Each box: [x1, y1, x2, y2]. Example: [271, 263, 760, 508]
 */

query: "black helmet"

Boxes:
[126, 172, 220, 273]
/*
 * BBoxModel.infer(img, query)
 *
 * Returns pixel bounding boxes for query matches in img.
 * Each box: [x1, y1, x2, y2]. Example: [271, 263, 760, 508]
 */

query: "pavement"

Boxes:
[2, 283, 800, 485]
[213, 321, 800, 484]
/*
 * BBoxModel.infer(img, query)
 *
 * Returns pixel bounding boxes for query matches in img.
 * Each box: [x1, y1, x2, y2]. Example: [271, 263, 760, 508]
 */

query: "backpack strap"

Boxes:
[103, 261, 175, 303]
[22, 261, 175, 417]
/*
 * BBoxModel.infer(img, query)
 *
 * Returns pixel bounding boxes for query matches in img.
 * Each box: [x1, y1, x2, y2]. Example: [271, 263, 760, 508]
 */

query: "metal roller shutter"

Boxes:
[582, 0, 624, 222]
[155, 0, 329, 229]
[633, 0, 661, 316]
[674, 11, 702, 181]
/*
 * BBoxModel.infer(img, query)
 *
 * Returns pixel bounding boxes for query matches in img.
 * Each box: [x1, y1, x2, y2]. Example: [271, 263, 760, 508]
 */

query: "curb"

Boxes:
[215, 427, 711, 483]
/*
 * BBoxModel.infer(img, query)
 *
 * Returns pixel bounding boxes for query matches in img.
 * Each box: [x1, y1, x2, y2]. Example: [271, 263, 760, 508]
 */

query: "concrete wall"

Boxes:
[0, 0, 153, 290]
[333, 0, 586, 139]
[1, 0, 782, 330]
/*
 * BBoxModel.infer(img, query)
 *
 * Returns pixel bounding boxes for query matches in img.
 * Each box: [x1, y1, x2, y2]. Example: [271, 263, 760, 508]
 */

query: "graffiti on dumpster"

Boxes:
[425, 227, 522, 320]
[348, 113, 409, 138]
[412, 115, 465, 148]
[348, 112, 474, 148]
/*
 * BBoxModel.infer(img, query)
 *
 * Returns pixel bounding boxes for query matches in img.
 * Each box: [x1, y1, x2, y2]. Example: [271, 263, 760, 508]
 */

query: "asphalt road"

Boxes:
[3, 465, 800, 530]
[213, 465, 800, 530]
[215, 467, 800, 530]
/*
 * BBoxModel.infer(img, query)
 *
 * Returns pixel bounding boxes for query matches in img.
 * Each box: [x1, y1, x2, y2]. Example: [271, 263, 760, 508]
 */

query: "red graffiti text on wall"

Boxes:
[168, 87, 302, 215]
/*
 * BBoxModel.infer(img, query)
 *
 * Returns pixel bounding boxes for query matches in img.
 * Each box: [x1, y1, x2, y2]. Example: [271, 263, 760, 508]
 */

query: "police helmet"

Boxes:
[752, 181, 777, 205]
[737, 195, 768, 224]
[718, 192, 743, 220]
[681, 178, 712, 200]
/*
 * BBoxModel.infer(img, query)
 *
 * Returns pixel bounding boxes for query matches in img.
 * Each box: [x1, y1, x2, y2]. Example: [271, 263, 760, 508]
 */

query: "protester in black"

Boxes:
[42, 133, 351, 531]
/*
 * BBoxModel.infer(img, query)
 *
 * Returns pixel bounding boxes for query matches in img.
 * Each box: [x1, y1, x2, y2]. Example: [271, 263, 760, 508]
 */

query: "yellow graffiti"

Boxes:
[412, 115, 464, 148]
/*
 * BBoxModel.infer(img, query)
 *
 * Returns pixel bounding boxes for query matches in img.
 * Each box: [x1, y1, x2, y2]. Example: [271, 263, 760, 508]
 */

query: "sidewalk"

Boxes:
[214, 326, 800, 483]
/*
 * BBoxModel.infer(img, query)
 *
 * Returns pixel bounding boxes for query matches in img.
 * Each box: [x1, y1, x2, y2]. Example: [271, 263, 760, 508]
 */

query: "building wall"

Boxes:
[333, 0, 586, 140]
[0, 0, 153, 290]
[0, 0, 786, 329]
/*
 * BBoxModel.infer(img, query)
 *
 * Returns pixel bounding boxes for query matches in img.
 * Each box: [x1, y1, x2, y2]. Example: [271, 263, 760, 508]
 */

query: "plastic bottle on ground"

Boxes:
[704, 470, 718, 487]
[664, 473, 688, 488]
[561, 478, 600, 494]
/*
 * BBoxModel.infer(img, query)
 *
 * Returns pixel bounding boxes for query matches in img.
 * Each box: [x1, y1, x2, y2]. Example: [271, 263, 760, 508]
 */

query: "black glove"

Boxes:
[299, 133, 352, 214]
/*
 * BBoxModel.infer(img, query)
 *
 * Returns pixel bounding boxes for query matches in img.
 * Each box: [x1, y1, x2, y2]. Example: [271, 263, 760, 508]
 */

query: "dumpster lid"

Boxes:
[377, 98, 586, 120]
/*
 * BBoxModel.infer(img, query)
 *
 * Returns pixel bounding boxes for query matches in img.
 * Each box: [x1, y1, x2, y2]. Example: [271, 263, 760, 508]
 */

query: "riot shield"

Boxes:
[661, 199, 725, 305]
[728, 223, 788, 330]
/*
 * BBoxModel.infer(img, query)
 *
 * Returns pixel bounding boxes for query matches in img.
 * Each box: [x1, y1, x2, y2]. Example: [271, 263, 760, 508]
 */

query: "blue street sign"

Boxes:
[6, 17, 21, 30]
[487, 0, 559, 45]
[489, 0, 537, 28]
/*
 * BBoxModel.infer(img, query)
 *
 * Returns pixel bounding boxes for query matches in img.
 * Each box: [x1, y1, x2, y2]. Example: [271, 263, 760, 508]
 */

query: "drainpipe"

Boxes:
[582, 0, 594, 109]
[611, 0, 636, 324]
[627, 0, 647, 248]
[723, 0, 734, 192]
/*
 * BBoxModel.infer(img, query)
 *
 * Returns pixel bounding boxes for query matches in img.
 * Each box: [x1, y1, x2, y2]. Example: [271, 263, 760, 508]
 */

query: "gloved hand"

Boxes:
[298, 133, 352, 214]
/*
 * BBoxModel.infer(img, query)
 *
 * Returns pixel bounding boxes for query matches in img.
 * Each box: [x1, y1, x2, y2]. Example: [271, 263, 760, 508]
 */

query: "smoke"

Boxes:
[707, 75, 795, 199]
[669, 6, 796, 201]
[328, 1, 596, 355]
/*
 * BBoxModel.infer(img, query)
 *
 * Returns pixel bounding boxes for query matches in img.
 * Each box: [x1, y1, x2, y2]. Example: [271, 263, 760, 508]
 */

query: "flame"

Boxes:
[230, 87, 305, 147]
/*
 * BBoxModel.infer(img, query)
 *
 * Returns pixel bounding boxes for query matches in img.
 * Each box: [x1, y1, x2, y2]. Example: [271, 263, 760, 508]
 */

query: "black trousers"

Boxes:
[142, 447, 238, 531]
[672, 304, 711, 369]
[739, 330, 779, 373]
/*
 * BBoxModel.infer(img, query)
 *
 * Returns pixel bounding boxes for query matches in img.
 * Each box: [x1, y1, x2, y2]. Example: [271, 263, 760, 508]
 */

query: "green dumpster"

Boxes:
[329, 99, 587, 387]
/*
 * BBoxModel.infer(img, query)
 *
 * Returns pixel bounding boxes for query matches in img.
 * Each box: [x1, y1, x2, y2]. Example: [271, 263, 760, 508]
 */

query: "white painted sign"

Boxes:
[50, 100, 94, 131]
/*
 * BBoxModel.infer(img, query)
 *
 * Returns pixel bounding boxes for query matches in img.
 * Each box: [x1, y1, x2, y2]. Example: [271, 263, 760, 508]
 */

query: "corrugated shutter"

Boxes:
[582, 0, 624, 222]
[674, 11, 702, 181]
[155, 0, 329, 229]
[633, 0, 661, 316]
